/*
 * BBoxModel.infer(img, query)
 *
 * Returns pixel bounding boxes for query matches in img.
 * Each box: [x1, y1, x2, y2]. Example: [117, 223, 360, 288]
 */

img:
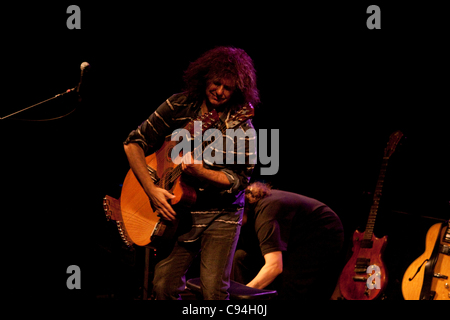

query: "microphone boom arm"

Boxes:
[1, 62, 90, 120]
[0, 86, 77, 120]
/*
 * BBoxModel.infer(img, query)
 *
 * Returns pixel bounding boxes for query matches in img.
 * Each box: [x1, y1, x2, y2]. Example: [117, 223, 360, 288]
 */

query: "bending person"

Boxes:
[232, 182, 344, 300]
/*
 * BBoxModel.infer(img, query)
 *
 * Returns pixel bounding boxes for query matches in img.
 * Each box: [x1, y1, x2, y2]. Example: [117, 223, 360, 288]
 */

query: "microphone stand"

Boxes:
[0, 86, 78, 120]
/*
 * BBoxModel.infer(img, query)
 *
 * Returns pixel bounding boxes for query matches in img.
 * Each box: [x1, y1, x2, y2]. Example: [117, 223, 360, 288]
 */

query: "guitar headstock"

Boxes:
[384, 130, 403, 158]
[225, 103, 255, 129]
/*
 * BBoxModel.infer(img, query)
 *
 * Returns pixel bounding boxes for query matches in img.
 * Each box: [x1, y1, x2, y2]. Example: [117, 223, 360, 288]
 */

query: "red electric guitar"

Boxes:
[338, 130, 403, 300]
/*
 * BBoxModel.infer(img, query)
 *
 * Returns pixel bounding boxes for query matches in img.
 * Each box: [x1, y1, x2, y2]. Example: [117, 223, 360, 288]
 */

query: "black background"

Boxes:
[2, 3, 448, 303]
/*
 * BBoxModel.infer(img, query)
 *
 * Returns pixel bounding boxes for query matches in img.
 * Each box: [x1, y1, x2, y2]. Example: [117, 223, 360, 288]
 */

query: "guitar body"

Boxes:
[402, 222, 450, 300]
[120, 138, 197, 246]
[339, 230, 388, 300]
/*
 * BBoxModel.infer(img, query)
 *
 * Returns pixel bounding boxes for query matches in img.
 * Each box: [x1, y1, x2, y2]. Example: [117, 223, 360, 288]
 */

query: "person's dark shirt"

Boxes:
[242, 190, 342, 256]
[237, 189, 344, 299]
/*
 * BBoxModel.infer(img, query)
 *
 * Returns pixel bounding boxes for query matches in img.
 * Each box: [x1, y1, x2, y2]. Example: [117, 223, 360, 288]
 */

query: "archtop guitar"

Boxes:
[402, 220, 450, 300]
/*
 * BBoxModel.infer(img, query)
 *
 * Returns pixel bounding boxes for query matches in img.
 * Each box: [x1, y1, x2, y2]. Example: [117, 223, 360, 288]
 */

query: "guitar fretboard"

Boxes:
[363, 156, 389, 242]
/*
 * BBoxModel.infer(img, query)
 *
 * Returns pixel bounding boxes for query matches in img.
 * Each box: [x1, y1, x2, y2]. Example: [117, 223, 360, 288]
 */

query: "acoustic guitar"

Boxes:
[104, 104, 254, 247]
[402, 220, 450, 300]
[338, 130, 403, 300]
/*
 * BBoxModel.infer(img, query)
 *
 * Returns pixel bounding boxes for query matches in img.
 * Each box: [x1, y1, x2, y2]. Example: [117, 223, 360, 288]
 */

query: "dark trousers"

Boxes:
[153, 218, 241, 300]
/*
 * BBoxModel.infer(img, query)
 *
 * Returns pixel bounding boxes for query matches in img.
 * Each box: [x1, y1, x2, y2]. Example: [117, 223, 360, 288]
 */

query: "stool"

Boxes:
[186, 278, 277, 300]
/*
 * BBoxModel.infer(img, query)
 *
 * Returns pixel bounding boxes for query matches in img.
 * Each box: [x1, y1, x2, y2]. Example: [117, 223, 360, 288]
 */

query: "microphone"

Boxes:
[76, 62, 91, 102]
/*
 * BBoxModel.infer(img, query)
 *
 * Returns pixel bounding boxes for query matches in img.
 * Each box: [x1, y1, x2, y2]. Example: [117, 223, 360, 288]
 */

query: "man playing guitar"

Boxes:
[123, 47, 259, 300]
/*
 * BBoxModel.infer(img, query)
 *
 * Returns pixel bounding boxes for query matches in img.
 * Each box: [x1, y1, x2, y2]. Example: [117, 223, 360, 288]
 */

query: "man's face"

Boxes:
[205, 78, 236, 108]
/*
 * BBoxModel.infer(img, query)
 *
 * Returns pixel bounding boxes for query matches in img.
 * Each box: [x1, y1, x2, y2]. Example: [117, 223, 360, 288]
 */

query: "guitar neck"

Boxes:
[363, 157, 389, 241]
[161, 142, 206, 187]
[162, 120, 230, 185]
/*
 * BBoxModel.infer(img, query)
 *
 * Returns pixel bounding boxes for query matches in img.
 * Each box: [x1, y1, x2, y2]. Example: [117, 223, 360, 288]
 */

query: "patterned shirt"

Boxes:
[123, 93, 256, 241]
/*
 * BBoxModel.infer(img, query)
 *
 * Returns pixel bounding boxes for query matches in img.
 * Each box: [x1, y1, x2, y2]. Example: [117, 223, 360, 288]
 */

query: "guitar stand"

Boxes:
[143, 245, 157, 300]
[103, 195, 156, 300]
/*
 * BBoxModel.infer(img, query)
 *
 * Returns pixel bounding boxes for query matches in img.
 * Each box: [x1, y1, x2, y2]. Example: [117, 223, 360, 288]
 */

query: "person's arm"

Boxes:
[181, 153, 231, 188]
[123, 94, 196, 220]
[187, 119, 256, 193]
[246, 251, 283, 289]
[124, 142, 176, 220]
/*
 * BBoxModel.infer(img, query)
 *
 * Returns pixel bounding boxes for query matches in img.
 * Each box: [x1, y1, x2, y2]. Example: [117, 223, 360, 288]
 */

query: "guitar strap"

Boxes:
[419, 222, 445, 300]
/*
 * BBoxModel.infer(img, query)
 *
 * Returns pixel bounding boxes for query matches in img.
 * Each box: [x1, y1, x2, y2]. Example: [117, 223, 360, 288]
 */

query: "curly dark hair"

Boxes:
[183, 46, 260, 107]
[245, 182, 272, 203]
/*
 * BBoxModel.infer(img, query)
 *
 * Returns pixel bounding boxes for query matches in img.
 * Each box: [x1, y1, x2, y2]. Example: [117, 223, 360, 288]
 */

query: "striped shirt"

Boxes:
[124, 93, 256, 241]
